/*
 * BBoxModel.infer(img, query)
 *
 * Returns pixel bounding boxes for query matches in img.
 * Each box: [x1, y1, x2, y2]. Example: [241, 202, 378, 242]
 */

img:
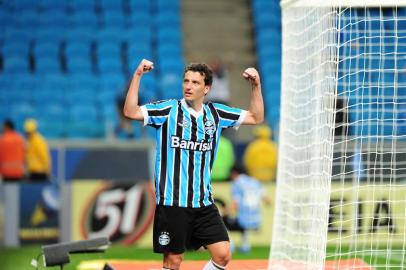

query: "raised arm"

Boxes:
[123, 59, 154, 121]
[242, 67, 264, 125]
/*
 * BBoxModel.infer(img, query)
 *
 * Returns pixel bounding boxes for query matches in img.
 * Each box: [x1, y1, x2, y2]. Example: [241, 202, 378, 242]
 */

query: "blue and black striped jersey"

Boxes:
[141, 98, 246, 208]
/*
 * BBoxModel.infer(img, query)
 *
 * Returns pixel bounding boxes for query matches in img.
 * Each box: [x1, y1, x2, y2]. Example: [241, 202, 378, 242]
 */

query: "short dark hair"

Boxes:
[231, 163, 246, 175]
[3, 119, 14, 130]
[184, 63, 213, 86]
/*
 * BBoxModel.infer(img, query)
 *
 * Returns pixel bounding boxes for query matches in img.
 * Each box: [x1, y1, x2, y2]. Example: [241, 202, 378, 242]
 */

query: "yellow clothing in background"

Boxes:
[243, 126, 277, 182]
[26, 132, 51, 174]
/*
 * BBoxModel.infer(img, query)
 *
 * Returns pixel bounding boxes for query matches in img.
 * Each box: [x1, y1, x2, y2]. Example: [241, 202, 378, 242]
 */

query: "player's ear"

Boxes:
[204, 85, 211, 95]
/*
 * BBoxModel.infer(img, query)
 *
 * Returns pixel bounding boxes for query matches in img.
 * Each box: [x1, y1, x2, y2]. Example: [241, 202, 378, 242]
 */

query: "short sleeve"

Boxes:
[140, 99, 176, 127]
[212, 103, 247, 129]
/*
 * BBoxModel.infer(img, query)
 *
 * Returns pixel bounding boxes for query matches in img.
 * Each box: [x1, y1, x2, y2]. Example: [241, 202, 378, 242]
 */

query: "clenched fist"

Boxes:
[242, 67, 260, 86]
[135, 59, 154, 76]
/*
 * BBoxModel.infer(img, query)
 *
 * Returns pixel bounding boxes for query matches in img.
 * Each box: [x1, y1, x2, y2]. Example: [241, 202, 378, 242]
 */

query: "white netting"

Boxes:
[270, 2, 406, 270]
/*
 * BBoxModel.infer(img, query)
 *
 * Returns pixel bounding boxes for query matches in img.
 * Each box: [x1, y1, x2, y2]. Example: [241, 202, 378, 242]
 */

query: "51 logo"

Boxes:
[80, 182, 155, 245]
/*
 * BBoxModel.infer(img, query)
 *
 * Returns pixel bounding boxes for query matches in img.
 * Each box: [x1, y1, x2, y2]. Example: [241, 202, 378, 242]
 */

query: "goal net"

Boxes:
[270, 1, 406, 269]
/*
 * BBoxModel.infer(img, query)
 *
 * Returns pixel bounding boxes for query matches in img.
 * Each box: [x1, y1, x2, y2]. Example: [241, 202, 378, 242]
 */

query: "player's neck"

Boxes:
[185, 99, 203, 112]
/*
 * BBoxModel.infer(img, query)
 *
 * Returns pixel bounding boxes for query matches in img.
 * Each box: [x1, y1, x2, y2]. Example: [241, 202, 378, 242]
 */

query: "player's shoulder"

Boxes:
[146, 99, 178, 108]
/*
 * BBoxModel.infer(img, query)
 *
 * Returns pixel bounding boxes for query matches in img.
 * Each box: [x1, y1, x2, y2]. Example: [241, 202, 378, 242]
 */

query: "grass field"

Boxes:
[0, 245, 270, 270]
[1, 245, 404, 270]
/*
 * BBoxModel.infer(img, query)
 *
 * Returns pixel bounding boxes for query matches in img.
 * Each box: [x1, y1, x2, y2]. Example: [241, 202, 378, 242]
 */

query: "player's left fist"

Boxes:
[243, 67, 260, 86]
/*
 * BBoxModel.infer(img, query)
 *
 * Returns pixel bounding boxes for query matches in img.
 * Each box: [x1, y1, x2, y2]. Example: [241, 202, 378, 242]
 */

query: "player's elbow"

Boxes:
[254, 114, 264, 125]
[123, 107, 136, 119]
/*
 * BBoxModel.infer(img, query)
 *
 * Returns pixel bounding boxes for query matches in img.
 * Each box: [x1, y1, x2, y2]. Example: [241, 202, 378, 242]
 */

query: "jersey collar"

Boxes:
[181, 99, 204, 118]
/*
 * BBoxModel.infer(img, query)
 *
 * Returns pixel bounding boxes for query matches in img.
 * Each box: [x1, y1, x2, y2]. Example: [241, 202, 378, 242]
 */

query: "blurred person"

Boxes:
[0, 119, 25, 181]
[223, 164, 271, 253]
[206, 57, 230, 105]
[243, 125, 277, 182]
[123, 59, 264, 270]
[211, 135, 235, 182]
[24, 119, 51, 181]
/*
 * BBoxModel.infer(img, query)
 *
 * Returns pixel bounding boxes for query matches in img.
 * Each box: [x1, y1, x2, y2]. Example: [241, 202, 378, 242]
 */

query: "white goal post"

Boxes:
[270, 1, 406, 269]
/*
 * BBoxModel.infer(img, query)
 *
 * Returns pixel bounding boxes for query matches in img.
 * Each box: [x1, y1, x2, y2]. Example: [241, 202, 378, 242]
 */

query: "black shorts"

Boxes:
[153, 204, 229, 254]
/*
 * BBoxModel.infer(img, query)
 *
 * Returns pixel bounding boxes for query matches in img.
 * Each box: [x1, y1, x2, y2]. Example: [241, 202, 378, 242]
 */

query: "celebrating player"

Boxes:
[123, 59, 264, 270]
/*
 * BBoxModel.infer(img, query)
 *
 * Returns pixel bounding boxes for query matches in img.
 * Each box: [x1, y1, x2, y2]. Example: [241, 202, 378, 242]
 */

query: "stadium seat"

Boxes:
[33, 41, 60, 59]
[2, 40, 31, 57]
[129, 0, 150, 14]
[155, 11, 181, 28]
[3, 55, 30, 74]
[12, 9, 39, 29]
[99, 0, 123, 11]
[156, 27, 182, 45]
[38, 10, 69, 29]
[35, 57, 61, 74]
[38, 0, 67, 12]
[128, 10, 152, 28]
[68, 0, 95, 13]
[8, 0, 38, 11]
[158, 73, 183, 100]
[70, 10, 99, 29]
[100, 9, 127, 29]
[156, 0, 180, 13]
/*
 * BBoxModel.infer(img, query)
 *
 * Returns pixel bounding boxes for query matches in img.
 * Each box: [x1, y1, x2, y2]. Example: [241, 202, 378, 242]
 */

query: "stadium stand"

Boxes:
[0, 0, 183, 139]
[250, 0, 282, 136]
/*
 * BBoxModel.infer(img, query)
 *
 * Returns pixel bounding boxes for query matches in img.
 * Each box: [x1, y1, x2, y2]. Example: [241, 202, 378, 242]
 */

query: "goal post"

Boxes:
[270, 1, 406, 269]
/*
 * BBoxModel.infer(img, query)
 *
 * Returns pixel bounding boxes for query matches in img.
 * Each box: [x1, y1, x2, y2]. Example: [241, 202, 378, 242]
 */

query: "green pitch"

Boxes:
[0, 245, 403, 270]
[0, 245, 270, 270]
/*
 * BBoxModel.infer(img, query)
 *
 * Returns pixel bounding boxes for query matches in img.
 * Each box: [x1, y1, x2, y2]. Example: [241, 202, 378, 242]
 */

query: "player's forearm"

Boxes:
[123, 72, 143, 120]
[248, 84, 264, 124]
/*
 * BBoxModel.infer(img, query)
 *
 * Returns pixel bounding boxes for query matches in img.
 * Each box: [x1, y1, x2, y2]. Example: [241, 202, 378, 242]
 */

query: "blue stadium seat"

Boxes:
[155, 11, 181, 28]
[35, 57, 61, 74]
[38, 10, 69, 29]
[33, 41, 60, 58]
[125, 26, 152, 44]
[97, 28, 126, 42]
[157, 43, 183, 60]
[67, 57, 93, 75]
[2, 40, 31, 57]
[101, 9, 126, 29]
[3, 55, 30, 74]
[38, 0, 67, 12]
[158, 58, 184, 75]
[158, 73, 183, 100]
[99, 0, 123, 10]
[70, 10, 99, 29]
[97, 41, 121, 57]
[66, 28, 95, 43]
[156, 0, 180, 13]
[129, 10, 152, 28]
[98, 57, 123, 75]
[156, 27, 182, 45]
[68, 0, 95, 13]
[67, 104, 103, 139]
[65, 40, 92, 58]
[9, 0, 38, 11]
[129, 0, 150, 14]
[12, 9, 39, 29]
[10, 102, 37, 128]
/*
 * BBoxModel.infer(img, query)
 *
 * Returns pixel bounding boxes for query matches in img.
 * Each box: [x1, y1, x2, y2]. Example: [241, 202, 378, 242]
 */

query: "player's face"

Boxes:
[183, 71, 210, 102]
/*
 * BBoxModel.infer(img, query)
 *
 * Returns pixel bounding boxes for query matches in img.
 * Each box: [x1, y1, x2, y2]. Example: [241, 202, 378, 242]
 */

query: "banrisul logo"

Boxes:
[81, 182, 155, 245]
[171, 136, 213, 152]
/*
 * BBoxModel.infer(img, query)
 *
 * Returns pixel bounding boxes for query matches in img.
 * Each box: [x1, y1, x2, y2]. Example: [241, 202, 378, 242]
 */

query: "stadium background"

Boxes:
[0, 0, 280, 268]
[0, 0, 406, 269]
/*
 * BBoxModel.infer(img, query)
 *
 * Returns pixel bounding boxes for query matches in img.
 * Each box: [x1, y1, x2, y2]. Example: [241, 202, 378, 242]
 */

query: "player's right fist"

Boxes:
[135, 59, 154, 75]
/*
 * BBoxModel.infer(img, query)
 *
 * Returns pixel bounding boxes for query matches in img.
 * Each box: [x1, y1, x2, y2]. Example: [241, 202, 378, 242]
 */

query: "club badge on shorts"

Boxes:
[159, 232, 170, 246]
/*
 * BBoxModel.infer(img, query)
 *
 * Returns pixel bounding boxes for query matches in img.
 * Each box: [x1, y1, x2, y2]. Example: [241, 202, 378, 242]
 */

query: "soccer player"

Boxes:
[123, 59, 264, 270]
